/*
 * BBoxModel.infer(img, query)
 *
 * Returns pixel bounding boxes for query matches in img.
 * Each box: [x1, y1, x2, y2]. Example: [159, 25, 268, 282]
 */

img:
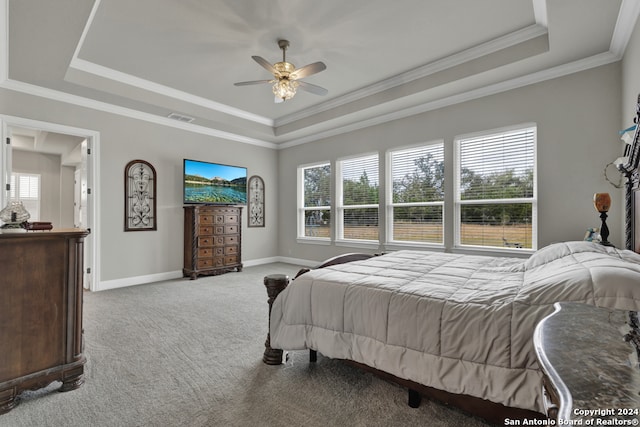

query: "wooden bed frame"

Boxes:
[263, 95, 640, 425]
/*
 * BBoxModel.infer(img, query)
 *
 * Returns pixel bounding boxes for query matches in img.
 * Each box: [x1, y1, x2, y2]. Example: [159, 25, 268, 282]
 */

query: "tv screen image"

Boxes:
[183, 159, 247, 204]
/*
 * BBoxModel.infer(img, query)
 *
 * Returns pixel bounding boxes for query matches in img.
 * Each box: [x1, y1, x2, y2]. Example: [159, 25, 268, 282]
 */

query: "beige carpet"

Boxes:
[0, 263, 489, 427]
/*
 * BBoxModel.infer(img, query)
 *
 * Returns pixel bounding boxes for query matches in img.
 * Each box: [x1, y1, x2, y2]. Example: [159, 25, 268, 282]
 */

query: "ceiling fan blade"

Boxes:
[290, 62, 326, 80]
[298, 81, 328, 96]
[234, 80, 273, 86]
[252, 56, 278, 75]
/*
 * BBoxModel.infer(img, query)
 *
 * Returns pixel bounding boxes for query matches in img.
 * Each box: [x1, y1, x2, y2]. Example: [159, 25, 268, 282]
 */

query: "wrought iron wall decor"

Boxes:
[248, 175, 265, 227]
[124, 159, 157, 231]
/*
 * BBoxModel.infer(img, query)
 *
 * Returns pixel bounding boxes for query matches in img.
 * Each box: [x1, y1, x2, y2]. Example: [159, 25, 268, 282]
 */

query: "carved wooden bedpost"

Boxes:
[263, 274, 289, 365]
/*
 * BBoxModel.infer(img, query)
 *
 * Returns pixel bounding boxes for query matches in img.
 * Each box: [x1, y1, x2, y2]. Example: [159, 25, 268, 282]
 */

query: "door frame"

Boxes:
[0, 115, 100, 291]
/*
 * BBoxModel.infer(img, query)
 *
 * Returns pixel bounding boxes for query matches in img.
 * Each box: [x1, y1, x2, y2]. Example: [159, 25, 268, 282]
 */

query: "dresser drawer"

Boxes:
[197, 258, 215, 269]
[199, 225, 213, 235]
[214, 225, 239, 235]
[213, 214, 239, 224]
[199, 214, 214, 225]
[197, 236, 214, 247]
[184, 205, 242, 279]
[197, 248, 214, 258]
[224, 255, 239, 265]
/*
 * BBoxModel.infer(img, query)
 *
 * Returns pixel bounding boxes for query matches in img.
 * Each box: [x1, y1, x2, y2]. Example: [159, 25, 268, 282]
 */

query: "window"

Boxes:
[337, 154, 379, 241]
[455, 125, 536, 249]
[298, 163, 331, 239]
[10, 173, 41, 221]
[387, 142, 444, 244]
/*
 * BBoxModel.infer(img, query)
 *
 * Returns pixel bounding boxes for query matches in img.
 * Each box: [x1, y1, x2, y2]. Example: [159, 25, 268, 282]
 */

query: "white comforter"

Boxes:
[270, 242, 640, 412]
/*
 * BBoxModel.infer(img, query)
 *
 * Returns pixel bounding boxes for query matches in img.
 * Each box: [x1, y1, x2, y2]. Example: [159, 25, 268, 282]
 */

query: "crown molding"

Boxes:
[277, 51, 620, 149]
[532, 0, 548, 28]
[0, 78, 278, 149]
[68, 0, 273, 128]
[610, 0, 640, 57]
[274, 24, 549, 128]
[0, 0, 636, 152]
[67, 58, 275, 127]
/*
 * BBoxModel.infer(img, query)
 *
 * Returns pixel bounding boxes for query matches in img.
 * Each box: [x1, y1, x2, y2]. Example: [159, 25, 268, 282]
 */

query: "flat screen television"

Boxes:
[183, 159, 247, 204]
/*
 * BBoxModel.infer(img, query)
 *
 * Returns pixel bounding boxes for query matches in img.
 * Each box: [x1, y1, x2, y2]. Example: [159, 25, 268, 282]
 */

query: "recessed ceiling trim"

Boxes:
[274, 24, 548, 128]
[70, 0, 273, 127]
[68, 58, 274, 127]
[532, 0, 548, 28]
[0, 78, 278, 149]
[277, 51, 620, 149]
[610, 0, 640, 56]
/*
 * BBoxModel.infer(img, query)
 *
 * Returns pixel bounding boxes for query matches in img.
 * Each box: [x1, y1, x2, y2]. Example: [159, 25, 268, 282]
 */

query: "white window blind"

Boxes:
[456, 126, 536, 249]
[9, 173, 41, 221]
[299, 163, 331, 239]
[388, 143, 444, 243]
[338, 154, 379, 241]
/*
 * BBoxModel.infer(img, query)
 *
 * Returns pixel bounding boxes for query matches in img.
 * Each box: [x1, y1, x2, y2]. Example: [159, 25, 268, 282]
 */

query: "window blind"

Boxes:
[458, 128, 534, 200]
[301, 163, 331, 238]
[389, 143, 444, 243]
[341, 154, 378, 206]
[303, 164, 331, 207]
[340, 154, 379, 240]
[456, 127, 536, 249]
[391, 144, 444, 203]
[9, 173, 41, 221]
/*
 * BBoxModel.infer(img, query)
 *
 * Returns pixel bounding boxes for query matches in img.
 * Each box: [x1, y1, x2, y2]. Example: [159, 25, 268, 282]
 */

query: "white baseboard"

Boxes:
[97, 270, 184, 291]
[94, 257, 318, 291]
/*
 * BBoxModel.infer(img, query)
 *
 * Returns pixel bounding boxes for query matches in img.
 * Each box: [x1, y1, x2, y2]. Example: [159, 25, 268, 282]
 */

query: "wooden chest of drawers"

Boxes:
[183, 205, 242, 279]
[0, 229, 89, 414]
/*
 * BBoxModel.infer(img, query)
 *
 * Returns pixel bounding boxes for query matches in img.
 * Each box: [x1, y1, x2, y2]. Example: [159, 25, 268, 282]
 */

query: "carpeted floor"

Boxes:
[0, 263, 489, 427]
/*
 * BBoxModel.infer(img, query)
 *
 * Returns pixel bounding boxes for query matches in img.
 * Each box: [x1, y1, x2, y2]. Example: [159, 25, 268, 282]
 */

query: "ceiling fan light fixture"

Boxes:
[235, 39, 327, 102]
[273, 79, 299, 101]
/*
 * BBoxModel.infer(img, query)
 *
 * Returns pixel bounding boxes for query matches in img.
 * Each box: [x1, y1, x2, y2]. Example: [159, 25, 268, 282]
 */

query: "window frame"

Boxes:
[335, 152, 380, 247]
[297, 161, 332, 245]
[385, 140, 445, 248]
[10, 172, 41, 221]
[453, 123, 537, 252]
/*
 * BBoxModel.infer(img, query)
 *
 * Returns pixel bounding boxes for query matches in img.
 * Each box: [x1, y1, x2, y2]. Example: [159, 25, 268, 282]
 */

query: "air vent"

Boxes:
[167, 112, 195, 123]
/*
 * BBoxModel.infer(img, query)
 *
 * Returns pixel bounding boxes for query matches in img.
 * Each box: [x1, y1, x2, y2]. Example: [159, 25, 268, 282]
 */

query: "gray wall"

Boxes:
[11, 149, 75, 227]
[622, 17, 640, 128]
[0, 89, 280, 284]
[278, 63, 624, 263]
[0, 40, 635, 286]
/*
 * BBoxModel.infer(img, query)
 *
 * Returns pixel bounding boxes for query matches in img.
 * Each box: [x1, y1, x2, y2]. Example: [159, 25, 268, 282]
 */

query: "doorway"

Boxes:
[0, 115, 100, 291]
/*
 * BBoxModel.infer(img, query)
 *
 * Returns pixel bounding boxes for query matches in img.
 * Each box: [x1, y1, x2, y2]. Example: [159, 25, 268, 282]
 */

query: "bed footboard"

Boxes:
[263, 253, 375, 365]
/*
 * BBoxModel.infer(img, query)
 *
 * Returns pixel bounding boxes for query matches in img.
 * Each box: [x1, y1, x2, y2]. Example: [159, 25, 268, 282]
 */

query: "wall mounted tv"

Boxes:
[183, 159, 247, 205]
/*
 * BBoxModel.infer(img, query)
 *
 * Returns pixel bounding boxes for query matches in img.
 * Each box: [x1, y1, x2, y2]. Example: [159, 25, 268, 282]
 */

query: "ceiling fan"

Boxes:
[234, 39, 328, 103]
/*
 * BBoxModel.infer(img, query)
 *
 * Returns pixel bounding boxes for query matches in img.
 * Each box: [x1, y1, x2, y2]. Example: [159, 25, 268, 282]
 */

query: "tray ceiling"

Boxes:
[4, 0, 636, 147]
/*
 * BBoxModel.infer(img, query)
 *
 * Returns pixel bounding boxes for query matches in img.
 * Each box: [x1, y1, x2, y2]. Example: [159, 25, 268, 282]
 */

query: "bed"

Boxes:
[265, 97, 640, 424]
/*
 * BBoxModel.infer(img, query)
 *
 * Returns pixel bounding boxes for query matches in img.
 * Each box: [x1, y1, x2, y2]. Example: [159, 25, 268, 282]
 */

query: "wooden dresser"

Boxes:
[183, 205, 242, 279]
[0, 229, 89, 414]
[534, 302, 640, 424]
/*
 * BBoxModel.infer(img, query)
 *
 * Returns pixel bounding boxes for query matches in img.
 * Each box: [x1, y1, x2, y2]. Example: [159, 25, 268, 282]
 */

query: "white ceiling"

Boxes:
[5, 0, 638, 148]
[10, 127, 85, 166]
